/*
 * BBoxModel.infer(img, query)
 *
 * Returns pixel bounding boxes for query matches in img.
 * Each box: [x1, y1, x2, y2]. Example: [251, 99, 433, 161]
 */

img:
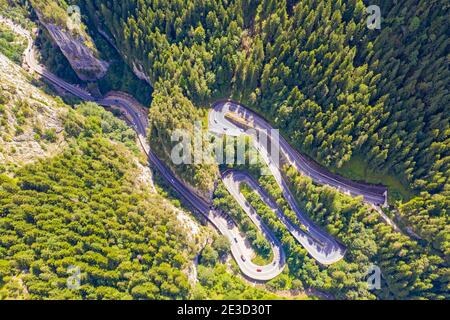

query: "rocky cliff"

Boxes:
[40, 20, 109, 81]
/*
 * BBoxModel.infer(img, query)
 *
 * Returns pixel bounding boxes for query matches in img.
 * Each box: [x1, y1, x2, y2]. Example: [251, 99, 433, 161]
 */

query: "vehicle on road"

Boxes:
[241, 255, 246, 262]
[256, 269, 262, 272]
[234, 238, 238, 243]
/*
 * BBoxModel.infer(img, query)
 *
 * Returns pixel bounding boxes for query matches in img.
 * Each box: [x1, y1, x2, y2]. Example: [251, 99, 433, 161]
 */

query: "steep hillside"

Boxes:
[0, 50, 67, 168]
[30, 0, 109, 81]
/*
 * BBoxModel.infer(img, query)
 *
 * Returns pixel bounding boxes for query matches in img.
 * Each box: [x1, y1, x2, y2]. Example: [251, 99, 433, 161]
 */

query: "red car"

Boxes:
[256, 268, 262, 272]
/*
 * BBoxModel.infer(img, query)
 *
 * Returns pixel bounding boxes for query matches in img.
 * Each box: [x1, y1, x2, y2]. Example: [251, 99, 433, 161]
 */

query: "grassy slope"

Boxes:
[334, 153, 415, 203]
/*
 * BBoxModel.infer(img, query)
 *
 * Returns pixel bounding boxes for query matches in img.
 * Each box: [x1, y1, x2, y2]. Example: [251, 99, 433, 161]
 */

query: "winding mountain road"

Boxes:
[3, 16, 287, 281]
[222, 170, 286, 277]
[5, 14, 400, 280]
[209, 102, 400, 233]
[210, 101, 388, 206]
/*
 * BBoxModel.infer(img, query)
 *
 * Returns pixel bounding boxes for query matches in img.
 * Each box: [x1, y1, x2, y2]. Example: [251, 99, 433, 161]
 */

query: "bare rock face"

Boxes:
[42, 22, 109, 81]
[132, 62, 152, 86]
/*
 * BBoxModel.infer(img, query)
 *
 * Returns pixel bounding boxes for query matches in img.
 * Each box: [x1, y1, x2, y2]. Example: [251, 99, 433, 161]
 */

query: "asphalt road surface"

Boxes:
[8, 16, 285, 281]
[9, 15, 401, 280]
[209, 104, 346, 265]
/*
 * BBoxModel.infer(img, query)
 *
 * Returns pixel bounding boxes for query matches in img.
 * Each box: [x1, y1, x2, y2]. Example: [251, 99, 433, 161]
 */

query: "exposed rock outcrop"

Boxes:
[40, 21, 109, 81]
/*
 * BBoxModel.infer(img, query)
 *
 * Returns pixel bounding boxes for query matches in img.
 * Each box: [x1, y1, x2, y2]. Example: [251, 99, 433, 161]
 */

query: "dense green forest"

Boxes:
[214, 181, 273, 264]
[211, 155, 448, 299]
[284, 166, 448, 299]
[210, 140, 447, 299]
[148, 86, 217, 198]
[1, 0, 448, 300]
[78, 0, 449, 299]
[0, 23, 26, 64]
[79, 0, 448, 198]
